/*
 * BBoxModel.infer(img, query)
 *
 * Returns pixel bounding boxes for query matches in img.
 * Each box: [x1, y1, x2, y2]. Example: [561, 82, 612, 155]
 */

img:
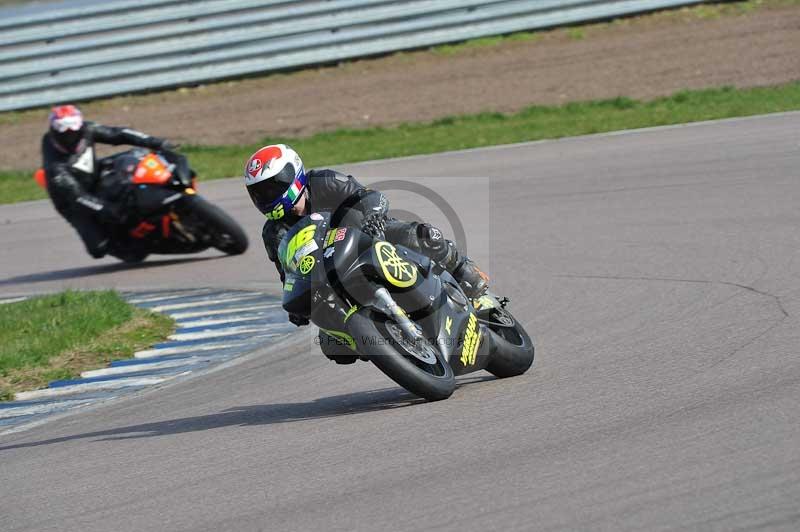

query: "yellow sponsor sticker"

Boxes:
[459, 313, 481, 366]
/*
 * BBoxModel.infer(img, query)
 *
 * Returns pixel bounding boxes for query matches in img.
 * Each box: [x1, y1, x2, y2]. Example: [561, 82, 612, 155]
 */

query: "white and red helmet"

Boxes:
[244, 144, 306, 219]
[48, 104, 85, 152]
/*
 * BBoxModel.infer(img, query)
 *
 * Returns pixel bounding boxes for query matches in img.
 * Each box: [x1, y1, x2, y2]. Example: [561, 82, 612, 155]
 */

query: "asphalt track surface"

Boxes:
[2, 113, 800, 531]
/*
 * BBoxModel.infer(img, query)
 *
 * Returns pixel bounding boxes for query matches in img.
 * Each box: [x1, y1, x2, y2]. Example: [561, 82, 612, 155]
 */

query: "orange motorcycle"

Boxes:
[35, 149, 248, 262]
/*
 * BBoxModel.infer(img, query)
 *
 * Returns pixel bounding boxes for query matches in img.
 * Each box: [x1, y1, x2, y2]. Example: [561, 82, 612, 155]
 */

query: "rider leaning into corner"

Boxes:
[244, 144, 491, 361]
[42, 104, 178, 259]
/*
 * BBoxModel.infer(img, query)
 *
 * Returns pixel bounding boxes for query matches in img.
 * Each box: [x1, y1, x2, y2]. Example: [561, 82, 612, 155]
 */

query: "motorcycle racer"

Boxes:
[41, 104, 177, 259]
[245, 144, 489, 331]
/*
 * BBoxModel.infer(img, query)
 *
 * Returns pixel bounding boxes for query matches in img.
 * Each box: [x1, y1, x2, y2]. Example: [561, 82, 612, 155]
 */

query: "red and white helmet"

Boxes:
[244, 144, 306, 219]
[48, 104, 85, 153]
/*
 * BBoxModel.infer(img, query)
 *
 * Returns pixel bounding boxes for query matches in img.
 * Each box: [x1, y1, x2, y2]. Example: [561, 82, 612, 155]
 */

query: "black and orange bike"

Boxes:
[35, 148, 248, 262]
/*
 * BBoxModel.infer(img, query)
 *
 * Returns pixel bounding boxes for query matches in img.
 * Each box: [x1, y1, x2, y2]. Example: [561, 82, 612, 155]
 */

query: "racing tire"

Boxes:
[120, 251, 149, 264]
[484, 310, 535, 378]
[350, 311, 455, 401]
[189, 196, 249, 255]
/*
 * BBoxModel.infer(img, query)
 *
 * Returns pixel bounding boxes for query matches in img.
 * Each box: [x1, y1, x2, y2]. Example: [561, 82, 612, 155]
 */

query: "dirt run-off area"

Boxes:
[1, 1, 799, 170]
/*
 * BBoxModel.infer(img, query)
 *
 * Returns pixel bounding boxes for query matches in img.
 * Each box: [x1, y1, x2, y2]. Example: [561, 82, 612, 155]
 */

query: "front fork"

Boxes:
[372, 287, 424, 340]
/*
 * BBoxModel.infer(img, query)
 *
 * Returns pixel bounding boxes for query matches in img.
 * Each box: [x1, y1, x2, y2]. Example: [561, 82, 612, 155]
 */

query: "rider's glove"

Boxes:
[289, 313, 310, 327]
[159, 140, 180, 152]
[361, 212, 386, 240]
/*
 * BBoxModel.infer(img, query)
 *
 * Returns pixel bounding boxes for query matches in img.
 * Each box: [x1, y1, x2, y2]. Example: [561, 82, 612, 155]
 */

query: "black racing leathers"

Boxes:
[41, 122, 167, 257]
[261, 169, 463, 284]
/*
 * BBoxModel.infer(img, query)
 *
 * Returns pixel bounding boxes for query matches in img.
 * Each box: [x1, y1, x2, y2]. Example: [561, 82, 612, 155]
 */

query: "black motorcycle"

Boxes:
[37, 148, 249, 262]
[279, 212, 534, 401]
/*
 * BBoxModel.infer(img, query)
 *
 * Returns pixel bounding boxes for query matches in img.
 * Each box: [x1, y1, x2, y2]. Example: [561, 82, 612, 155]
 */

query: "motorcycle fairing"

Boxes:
[132, 153, 173, 185]
[278, 212, 493, 376]
[132, 185, 187, 216]
[279, 214, 329, 316]
[319, 223, 492, 374]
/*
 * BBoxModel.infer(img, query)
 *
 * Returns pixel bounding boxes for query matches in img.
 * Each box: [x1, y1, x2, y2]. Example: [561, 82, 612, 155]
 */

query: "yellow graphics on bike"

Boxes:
[299, 255, 316, 275]
[374, 241, 417, 288]
[319, 328, 357, 351]
[460, 313, 481, 367]
[282, 224, 317, 273]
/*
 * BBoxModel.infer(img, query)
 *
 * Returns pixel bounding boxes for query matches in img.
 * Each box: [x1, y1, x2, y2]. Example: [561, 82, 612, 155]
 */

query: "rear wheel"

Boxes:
[352, 313, 455, 401]
[482, 307, 535, 378]
[187, 196, 249, 255]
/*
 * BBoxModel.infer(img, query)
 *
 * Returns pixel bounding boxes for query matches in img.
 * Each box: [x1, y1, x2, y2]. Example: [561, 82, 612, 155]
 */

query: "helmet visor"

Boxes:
[247, 163, 304, 215]
[55, 126, 85, 153]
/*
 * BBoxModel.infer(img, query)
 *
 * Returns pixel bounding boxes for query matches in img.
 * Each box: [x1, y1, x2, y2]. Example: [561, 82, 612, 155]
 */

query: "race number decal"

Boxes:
[282, 224, 316, 271]
[374, 241, 417, 288]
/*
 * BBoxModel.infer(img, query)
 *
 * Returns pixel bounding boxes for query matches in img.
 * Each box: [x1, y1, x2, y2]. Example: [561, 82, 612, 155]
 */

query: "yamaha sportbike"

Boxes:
[36, 149, 248, 262]
[280, 212, 534, 401]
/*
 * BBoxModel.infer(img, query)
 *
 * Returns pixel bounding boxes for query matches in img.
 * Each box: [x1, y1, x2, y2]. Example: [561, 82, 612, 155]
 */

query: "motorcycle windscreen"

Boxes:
[132, 153, 173, 185]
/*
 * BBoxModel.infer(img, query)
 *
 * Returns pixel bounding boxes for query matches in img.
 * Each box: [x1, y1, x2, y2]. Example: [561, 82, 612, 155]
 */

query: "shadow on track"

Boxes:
[0, 255, 225, 287]
[0, 387, 425, 451]
[0, 376, 495, 451]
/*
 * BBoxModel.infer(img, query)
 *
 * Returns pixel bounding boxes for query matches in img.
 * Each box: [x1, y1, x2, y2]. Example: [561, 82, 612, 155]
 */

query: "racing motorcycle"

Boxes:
[35, 149, 248, 262]
[280, 212, 534, 401]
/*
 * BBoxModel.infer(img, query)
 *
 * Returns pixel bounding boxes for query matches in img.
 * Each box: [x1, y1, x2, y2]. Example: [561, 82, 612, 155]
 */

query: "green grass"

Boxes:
[432, 31, 540, 55]
[2, 82, 799, 204]
[567, 28, 586, 40]
[0, 290, 174, 400]
[182, 82, 800, 181]
[0, 170, 46, 204]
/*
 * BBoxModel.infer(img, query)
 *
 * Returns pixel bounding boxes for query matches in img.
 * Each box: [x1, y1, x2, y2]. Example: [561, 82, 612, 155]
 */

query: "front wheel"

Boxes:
[350, 312, 455, 401]
[186, 195, 249, 255]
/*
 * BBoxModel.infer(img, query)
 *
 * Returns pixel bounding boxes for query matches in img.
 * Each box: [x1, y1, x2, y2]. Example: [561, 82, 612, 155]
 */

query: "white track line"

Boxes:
[151, 293, 266, 312]
[126, 289, 218, 305]
[178, 315, 274, 328]
[81, 358, 204, 378]
[0, 296, 28, 305]
[134, 340, 252, 358]
[14, 375, 179, 401]
[0, 398, 97, 419]
[167, 326, 282, 342]
[169, 303, 281, 320]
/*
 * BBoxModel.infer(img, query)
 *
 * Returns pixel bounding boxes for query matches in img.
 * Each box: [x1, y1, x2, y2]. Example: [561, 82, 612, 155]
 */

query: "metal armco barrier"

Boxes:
[0, 0, 706, 112]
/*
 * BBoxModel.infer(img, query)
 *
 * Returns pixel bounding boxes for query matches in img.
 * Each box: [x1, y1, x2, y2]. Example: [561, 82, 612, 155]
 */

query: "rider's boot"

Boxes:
[88, 238, 110, 259]
[415, 223, 489, 299]
[452, 257, 489, 300]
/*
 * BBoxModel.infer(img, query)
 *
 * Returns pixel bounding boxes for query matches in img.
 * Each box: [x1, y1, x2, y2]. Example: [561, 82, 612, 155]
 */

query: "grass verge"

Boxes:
[183, 82, 800, 180]
[0, 290, 174, 400]
[2, 82, 799, 204]
[0, 170, 44, 204]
